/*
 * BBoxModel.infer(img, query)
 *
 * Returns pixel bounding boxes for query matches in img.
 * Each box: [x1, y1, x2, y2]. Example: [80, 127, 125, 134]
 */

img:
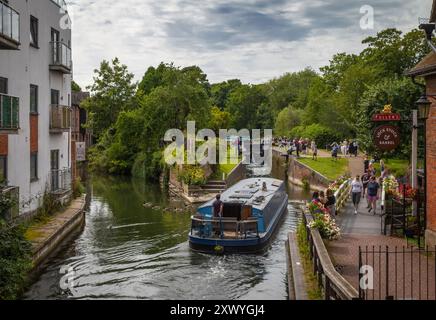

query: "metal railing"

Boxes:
[359, 246, 436, 300]
[191, 216, 259, 239]
[50, 168, 72, 194]
[50, 104, 71, 131]
[303, 208, 360, 300]
[0, 93, 19, 130]
[334, 179, 351, 214]
[0, 1, 20, 43]
[50, 41, 72, 70]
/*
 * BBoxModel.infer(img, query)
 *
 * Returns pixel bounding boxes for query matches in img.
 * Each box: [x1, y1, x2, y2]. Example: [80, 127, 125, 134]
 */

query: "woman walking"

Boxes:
[350, 175, 363, 215]
[367, 176, 380, 215]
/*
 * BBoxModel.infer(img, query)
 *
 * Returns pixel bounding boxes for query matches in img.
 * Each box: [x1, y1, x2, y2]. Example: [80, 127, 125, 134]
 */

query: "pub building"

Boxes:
[407, 0, 436, 248]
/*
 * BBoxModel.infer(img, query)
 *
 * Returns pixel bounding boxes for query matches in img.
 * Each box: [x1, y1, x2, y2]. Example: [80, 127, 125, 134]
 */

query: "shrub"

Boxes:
[178, 165, 207, 186]
[0, 220, 32, 300]
[73, 178, 85, 198]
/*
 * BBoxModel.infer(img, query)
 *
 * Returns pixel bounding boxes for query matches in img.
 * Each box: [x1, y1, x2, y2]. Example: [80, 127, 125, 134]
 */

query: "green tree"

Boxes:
[71, 80, 82, 92]
[83, 58, 137, 139]
[210, 79, 243, 110]
[209, 106, 231, 132]
[274, 106, 303, 136]
[355, 77, 421, 158]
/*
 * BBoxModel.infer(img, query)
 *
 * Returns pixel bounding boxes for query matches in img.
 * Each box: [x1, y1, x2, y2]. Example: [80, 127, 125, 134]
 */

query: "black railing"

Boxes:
[359, 246, 436, 300]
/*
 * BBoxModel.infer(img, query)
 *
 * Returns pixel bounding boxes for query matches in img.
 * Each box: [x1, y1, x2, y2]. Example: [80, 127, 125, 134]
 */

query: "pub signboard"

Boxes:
[372, 105, 401, 152]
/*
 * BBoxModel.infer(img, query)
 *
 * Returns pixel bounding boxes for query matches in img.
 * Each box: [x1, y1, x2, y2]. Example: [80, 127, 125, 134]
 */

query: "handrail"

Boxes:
[191, 216, 259, 239]
[303, 208, 360, 300]
[334, 179, 351, 214]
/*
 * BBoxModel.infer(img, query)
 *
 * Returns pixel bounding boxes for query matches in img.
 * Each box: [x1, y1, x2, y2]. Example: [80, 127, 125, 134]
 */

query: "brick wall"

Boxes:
[425, 77, 436, 232]
[0, 135, 7, 156]
[29, 115, 38, 153]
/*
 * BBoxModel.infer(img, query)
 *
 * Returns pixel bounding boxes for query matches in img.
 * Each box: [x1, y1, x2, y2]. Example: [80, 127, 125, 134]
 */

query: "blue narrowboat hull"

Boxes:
[189, 194, 288, 254]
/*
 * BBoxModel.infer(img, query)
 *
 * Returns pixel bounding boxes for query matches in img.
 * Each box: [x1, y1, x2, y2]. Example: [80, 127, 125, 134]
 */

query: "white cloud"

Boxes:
[68, 0, 434, 88]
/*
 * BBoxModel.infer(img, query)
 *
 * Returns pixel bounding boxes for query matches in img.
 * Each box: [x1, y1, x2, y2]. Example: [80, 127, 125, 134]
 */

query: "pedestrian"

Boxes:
[361, 170, 370, 200]
[311, 191, 321, 205]
[380, 160, 385, 176]
[319, 191, 326, 205]
[331, 142, 339, 161]
[350, 175, 363, 215]
[364, 155, 370, 173]
[213, 194, 224, 238]
[367, 176, 380, 215]
[325, 189, 336, 217]
[311, 140, 318, 160]
[353, 141, 359, 157]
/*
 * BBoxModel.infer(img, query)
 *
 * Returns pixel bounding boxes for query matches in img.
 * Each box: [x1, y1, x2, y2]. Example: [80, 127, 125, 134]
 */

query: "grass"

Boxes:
[298, 157, 349, 181]
[296, 221, 323, 300]
[373, 159, 409, 177]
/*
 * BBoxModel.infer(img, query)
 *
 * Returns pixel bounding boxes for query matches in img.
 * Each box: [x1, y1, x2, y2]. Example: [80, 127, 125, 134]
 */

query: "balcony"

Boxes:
[0, 93, 19, 133]
[50, 104, 71, 133]
[0, 1, 20, 50]
[50, 168, 71, 196]
[0, 186, 19, 220]
[49, 41, 72, 74]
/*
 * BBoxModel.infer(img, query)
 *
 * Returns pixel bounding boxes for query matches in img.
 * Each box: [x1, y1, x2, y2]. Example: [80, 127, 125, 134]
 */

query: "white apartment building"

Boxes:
[0, 0, 72, 219]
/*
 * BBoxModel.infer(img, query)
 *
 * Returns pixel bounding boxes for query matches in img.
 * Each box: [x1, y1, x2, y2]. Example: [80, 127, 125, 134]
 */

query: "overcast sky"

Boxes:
[67, 0, 433, 88]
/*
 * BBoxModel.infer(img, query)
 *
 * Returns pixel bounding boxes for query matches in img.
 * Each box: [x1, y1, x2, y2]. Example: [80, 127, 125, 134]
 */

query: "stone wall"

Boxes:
[287, 157, 331, 191]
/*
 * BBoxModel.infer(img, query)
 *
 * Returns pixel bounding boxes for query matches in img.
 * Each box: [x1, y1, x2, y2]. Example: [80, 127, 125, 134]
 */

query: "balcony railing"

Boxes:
[0, 186, 19, 220]
[0, 93, 19, 131]
[50, 41, 72, 73]
[50, 168, 71, 194]
[0, 1, 20, 49]
[50, 104, 71, 133]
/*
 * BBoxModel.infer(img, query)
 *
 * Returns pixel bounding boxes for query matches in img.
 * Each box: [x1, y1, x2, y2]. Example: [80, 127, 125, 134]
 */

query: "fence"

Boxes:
[359, 246, 436, 300]
[334, 179, 351, 214]
[303, 209, 359, 300]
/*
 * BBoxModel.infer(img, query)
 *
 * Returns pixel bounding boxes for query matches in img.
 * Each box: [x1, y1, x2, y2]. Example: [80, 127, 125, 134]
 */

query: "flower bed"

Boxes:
[307, 201, 341, 240]
[383, 175, 417, 202]
[328, 174, 350, 193]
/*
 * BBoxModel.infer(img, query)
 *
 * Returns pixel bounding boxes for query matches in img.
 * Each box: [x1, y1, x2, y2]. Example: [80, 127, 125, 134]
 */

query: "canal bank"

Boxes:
[26, 195, 87, 268]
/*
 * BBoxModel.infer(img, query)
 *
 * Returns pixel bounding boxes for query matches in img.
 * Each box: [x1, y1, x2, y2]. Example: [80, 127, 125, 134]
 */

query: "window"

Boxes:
[51, 89, 59, 105]
[30, 85, 38, 113]
[30, 84, 38, 113]
[0, 156, 7, 185]
[30, 152, 38, 181]
[30, 16, 39, 47]
[0, 77, 7, 94]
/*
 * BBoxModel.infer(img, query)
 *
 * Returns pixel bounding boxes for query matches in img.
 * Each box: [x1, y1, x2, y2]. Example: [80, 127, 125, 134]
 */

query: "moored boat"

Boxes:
[189, 178, 288, 254]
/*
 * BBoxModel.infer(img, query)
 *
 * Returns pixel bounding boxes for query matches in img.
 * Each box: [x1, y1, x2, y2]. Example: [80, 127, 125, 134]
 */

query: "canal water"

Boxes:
[24, 161, 310, 300]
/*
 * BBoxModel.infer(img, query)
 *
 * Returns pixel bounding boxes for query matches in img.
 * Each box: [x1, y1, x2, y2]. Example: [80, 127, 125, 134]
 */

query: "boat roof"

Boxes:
[199, 178, 284, 211]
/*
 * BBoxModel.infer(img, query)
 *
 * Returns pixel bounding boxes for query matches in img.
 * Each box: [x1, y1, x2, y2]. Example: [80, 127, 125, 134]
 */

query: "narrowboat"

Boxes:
[189, 178, 288, 254]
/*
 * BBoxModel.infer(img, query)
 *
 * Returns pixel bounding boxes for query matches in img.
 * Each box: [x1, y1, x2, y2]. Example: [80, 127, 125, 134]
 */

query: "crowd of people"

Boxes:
[273, 137, 358, 161]
[274, 137, 318, 160]
[311, 156, 387, 217]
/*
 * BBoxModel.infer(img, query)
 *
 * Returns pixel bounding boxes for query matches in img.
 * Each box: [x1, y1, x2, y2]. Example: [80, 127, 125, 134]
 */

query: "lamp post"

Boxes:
[416, 95, 431, 243]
